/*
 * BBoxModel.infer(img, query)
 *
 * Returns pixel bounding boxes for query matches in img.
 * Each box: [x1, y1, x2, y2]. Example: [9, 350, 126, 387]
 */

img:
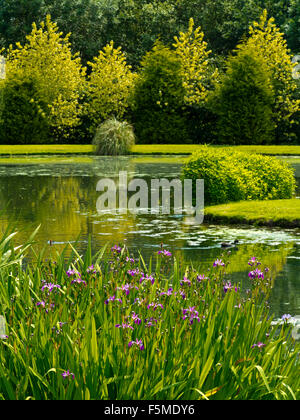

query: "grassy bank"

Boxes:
[131, 145, 300, 156]
[205, 199, 300, 228]
[1, 144, 300, 156]
[0, 231, 299, 400]
[0, 145, 94, 155]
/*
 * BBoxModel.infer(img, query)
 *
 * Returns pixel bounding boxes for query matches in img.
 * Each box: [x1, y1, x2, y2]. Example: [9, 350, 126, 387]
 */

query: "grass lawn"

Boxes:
[1, 144, 300, 156]
[205, 199, 300, 228]
[131, 144, 300, 156]
[0, 144, 94, 155]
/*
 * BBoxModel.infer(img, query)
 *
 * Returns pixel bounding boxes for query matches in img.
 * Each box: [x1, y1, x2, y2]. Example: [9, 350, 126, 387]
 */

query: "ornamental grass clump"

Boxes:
[0, 229, 299, 400]
[93, 118, 135, 156]
[182, 146, 296, 205]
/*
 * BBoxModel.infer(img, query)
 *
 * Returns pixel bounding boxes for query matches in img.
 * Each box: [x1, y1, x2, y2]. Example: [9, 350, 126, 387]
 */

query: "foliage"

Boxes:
[175, 0, 264, 55]
[182, 146, 296, 205]
[0, 0, 45, 49]
[43, 0, 109, 65]
[236, 10, 300, 143]
[209, 47, 275, 145]
[0, 231, 299, 400]
[173, 18, 218, 106]
[0, 77, 49, 144]
[105, 0, 178, 67]
[87, 42, 135, 135]
[93, 118, 135, 156]
[131, 41, 189, 144]
[284, 0, 300, 53]
[2, 16, 86, 143]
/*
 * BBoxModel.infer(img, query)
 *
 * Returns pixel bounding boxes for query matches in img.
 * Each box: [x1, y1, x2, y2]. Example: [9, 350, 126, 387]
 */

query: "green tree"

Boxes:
[236, 10, 300, 142]
[209, 48, 275, 145]
[172, 18, 219, 144]
[0, 0, 45, 48]
[285, 0, 300, 52]
[3, 15, 86, 142]
[174, 0, 263, 55]
[87, 41, 135, 134]
[105, 0, 177, 67]
[43, 0, 108, 65]
[131, 41, 189, 144]
[0, 77, 49, 144]
[173, 18, 218, 106]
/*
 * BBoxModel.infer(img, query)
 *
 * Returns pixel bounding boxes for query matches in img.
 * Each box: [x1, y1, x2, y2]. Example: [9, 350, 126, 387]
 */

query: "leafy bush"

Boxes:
[209, 48, 275, 145]
[93, 118, 135, 156]
[131, 41, 190, 144]
[0, 77, 49, 144]
[87, 42, 135, 135]
[182, 146, 296, 205]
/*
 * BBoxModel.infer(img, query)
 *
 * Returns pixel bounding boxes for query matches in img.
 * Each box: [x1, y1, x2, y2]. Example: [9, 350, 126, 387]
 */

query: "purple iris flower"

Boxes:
[115, 323, 134, 330]
[248, 269, 264, 280]
[62, 370, 75, 380]
[147, 302, 164, 311]
[213, 259, 225, 267]
[111, 245, 122, 254]
[223, 282, 232, 293]
[180, 277, 191, 287]
[182, 307, 200, 325]
[126, 257, 135, 264]
[104, 295, 122, 305]
[66, 269, 78, 277]
[140, 274, 155, 285]
[160, 287, 173, 296]
[41, 283, 61, 293]
[86, 265, 97, 274]
[71, 277, 87, 286]
[196, 274, 208, 282]
[117, 283, 138, 296]
[127, 268, 141, 277]
[128, 339, 144, 351]
[131, 312, 142, 325]
[251, 342, 265, 349]
[157, 249, 172, 257]
[248, 257, 261, 267]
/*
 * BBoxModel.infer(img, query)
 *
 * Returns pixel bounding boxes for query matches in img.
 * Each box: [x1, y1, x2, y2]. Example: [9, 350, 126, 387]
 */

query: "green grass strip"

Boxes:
[205, 199, 300, 228]
[1, 144, 300, 156]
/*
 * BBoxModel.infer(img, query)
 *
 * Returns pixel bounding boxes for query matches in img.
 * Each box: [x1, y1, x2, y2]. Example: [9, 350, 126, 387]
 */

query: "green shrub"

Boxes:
[93, 118, 135, 156]
[182, 146, 296, 205]
[209, 48, 275, 145]
[131, 41, 189, 145]
[0, 77, 49, 144]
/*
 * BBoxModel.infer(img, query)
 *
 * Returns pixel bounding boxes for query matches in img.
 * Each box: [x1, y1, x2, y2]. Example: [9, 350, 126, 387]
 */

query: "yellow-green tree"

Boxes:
[237, 10, 300, 142]
[173, 18, 218, 106]
[87, 42, 135, 134]
[3, 15, 86, 141]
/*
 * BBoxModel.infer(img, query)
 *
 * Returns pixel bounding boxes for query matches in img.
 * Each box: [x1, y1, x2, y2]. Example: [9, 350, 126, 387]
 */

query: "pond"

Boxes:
[0, 154, 299, 320]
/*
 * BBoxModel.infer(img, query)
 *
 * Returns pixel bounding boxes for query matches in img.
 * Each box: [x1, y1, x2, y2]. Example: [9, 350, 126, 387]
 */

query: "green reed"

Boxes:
[0, 230, 299, 400]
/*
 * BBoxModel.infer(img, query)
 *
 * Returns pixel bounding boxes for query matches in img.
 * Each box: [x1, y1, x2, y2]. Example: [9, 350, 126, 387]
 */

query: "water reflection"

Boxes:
[0, 154, 299, 318]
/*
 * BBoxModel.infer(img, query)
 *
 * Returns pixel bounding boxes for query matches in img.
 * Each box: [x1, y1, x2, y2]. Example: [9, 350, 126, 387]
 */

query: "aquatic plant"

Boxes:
[0, 232, 299, 400]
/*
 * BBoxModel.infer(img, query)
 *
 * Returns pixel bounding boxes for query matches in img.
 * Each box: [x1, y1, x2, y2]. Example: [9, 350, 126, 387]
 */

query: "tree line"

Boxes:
[0, 5, 299, 145]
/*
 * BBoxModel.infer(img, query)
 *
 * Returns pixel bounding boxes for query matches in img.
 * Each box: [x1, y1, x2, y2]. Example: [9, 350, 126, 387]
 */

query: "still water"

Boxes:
[0, 154, 299, 320]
